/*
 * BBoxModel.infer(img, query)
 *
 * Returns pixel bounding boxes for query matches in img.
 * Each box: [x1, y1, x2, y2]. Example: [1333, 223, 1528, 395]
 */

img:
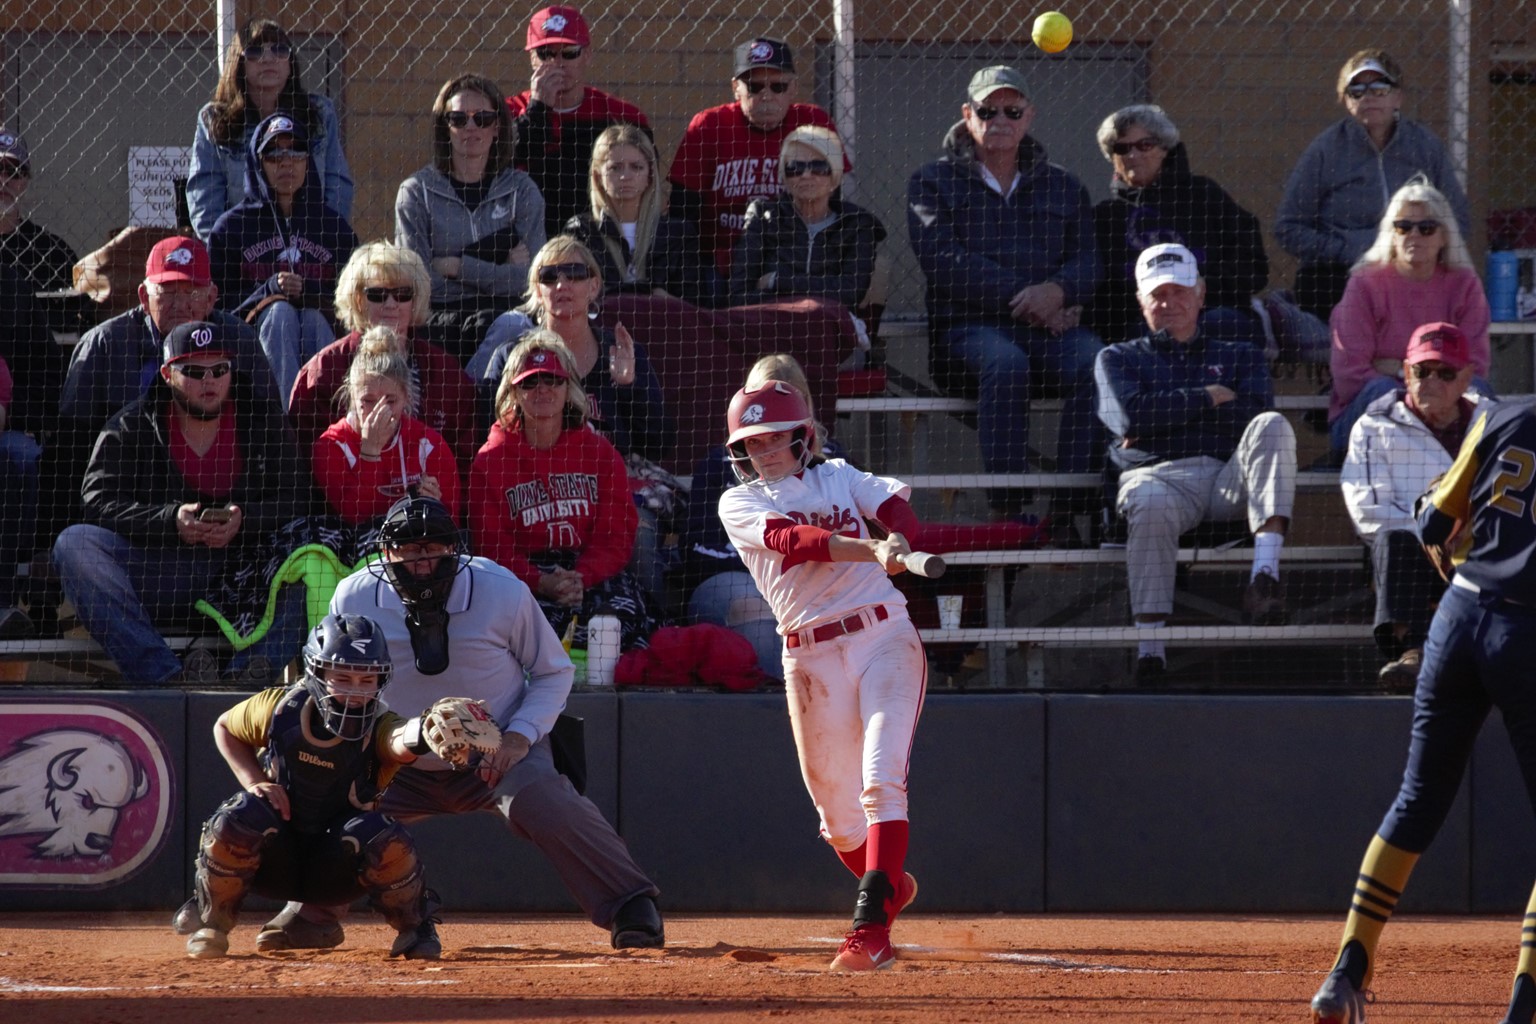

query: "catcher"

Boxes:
[172, 613, 501, 959]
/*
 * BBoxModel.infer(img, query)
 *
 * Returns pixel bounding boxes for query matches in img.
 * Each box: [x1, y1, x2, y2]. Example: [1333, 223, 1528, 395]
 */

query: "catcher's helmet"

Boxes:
[302, 613, 392, 740]
[724, 381, 815, 484]
[375, 495, 466, 609]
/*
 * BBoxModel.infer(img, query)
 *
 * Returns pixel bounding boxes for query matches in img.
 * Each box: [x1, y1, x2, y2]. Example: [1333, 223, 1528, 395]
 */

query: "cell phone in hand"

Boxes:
[197, 506, 233, 524]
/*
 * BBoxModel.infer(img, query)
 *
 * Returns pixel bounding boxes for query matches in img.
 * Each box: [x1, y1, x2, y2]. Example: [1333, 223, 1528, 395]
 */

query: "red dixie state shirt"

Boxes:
[667, 101, 846, 273]
[468, 421, 637, 590]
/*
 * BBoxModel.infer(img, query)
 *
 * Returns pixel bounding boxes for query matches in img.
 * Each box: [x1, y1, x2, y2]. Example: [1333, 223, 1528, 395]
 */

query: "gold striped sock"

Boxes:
[1514, 884, 1536, 980]
[1337, 834, 1419, 987]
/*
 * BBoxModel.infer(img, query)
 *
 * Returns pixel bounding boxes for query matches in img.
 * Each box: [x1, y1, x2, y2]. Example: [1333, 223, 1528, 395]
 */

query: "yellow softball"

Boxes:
[1032, 11, 1073, 54]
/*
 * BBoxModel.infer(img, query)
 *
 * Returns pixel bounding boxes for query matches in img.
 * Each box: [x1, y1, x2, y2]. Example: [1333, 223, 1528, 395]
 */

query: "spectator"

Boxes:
[1325, 177, 1490, 461]
[1276, 49, 1469, 321]
[288, 242, 479, 478]
[52, 321, 311, 684]
[1088, 104, 1268, 347]
[1094, 244, 1296, 684]
[207, 113, 358, 407]
[507, 6, 651, 238]
[480, 237, 672, 461]
[564, 124, 714, 305]
[187, 19, 353, 241]
[1343, 322, 1488, 691]
[0, 352, 39, 637]
[468, 334, 658, 653]
[907, 65, 1102, 515]
[396, 73, 546, 363]
[313, 326, 461, 525]
[668, 36, 845, 274]
[0, 128, 77, 293]
[729, 125, 884, 309]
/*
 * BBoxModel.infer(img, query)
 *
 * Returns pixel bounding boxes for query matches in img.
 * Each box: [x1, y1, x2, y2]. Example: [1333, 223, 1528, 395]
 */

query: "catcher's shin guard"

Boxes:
[360, 817, 426, 933]
[195, 794, 277, 933]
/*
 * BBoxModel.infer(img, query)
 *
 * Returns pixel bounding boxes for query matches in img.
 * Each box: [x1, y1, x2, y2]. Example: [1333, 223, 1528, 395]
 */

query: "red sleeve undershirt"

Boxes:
[761, 496, 918, 572]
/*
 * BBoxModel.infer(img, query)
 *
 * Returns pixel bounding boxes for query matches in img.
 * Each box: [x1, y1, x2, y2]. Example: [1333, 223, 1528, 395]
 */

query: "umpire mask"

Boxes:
[375, 496, 466, 674]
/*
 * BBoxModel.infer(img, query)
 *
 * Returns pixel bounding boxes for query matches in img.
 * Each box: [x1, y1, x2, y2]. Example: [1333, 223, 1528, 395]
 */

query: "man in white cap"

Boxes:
[1094, 243, 1296, 683]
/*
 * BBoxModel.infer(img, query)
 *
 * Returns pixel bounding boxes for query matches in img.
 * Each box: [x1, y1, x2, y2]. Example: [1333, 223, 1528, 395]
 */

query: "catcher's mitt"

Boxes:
[421, 697, 502, 768]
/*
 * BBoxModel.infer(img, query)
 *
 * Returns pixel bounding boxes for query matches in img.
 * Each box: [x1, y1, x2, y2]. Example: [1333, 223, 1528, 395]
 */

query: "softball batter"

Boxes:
[718, 380, 926, 972]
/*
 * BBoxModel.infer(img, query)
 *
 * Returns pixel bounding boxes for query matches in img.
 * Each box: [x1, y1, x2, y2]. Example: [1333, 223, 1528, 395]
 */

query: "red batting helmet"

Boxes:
[725, 381, 815, 483]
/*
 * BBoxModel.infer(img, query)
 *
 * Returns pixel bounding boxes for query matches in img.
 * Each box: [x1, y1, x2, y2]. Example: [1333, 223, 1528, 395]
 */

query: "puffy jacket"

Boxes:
[1090, 143, 1268, 345]
[394, 164, 546, 305]
[206, 113, 358, 321]
[563, 211, 717, 307]
[907, 122, 1098, 332]
[1276, 117, 1469, 268]
[728, 194, 885, 308]
[1095, 329, 1273, 471]
[80, 369, 312, 546]
[1343, 389, 1491, 539]
[187, 94, 353, 241]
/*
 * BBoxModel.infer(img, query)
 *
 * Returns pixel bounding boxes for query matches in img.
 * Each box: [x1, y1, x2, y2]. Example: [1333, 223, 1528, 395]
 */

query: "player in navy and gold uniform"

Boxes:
[172, 614, 439, 960]
[1312, 400, 1536, 1024]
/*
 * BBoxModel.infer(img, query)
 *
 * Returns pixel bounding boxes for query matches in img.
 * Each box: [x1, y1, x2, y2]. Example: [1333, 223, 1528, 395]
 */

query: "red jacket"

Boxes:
[313, 416, 461, 524]
[289, 329, 480, 474]
[469, 422, 636, 589]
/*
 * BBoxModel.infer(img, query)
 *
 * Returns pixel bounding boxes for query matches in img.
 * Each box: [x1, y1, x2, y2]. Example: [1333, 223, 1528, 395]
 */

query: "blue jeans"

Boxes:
[940, 322, 1103, 476]
[1329, 374, 1497, 453]
[257, 302, 336, 411]
[53, 524, 307, 683]
[688, 571, 783, 680]
[0, 431, 41, 605]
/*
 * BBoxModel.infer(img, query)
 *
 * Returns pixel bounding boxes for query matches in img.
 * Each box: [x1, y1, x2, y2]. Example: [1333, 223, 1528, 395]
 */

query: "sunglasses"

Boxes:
[0, 161, 28, 181]
[516, 372, 567, 391]
[1410, 365, 1459, 382]
[445, 110, 498, 129]
[1393, 219, 1440, 237]
[1111, 138, 1162, 156]
[261, 148, 308, 163]
[743, 81, 792, 95]
[173, 361, 233, 381]
[242, 43, 292, 61]
[1345, 81, 1396, 100]
[784, 159, 833, 178]
[973, 105, 1027, 122]
[364, 285, 415, 304]
[532, 44, 584, 61]
[536, 262, 594, 285]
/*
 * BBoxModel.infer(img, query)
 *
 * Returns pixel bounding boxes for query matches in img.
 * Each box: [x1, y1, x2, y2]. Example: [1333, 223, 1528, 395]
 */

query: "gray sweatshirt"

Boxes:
[394, 164, 547, 306]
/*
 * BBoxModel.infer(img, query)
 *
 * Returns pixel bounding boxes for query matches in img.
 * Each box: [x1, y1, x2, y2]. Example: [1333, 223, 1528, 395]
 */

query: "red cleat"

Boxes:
[830, 924, 896, 972]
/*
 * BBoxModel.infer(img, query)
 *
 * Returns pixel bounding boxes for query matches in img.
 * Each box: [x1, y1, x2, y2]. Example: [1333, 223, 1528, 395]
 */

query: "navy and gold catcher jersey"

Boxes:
[1420, 401, 1536, 605]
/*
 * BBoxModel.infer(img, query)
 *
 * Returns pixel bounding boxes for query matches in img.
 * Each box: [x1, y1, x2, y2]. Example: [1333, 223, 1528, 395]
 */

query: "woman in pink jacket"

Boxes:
[1326, 177, 1490, 458]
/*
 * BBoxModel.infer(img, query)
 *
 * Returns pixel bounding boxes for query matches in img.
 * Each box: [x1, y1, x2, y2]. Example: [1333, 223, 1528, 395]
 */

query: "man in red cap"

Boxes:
[1341, 321, 1491, 690]
[506, 5, 650, 237]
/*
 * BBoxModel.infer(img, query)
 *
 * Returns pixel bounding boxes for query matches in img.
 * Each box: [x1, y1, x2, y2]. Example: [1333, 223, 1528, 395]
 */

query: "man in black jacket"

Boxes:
[52, 320, 309, 683]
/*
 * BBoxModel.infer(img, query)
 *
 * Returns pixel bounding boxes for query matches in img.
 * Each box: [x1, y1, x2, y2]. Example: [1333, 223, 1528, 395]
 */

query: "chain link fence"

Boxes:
[0, 1, 1531, 689]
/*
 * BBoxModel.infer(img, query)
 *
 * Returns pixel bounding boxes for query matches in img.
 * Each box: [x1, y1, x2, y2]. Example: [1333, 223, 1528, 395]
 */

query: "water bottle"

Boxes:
[1488, 250, 1519, 321]
[586, 615, 621, 688]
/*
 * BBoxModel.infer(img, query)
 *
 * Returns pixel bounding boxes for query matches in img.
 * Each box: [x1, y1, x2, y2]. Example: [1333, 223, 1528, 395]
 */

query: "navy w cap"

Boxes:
[163, 320, 239, 365]
[734, 37, 794, 78]
[254, 111, 309, 156]
[0, 129, 29, 170]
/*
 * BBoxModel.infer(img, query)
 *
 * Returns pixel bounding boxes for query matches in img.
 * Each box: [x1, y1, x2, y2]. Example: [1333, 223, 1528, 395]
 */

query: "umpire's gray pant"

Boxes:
[1117, 412, 1297, 619]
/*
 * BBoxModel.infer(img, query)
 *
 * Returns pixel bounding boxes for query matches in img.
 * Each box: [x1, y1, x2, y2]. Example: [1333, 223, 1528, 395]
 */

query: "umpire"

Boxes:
[259, 495, 664, 951]
[1311, 399, 1536, 1024]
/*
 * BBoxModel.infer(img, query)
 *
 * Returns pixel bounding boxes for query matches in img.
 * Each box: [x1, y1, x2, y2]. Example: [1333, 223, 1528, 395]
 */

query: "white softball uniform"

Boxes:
[719, 459, 928, 849]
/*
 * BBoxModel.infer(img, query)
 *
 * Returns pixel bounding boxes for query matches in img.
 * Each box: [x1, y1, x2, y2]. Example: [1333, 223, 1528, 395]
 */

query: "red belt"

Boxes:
[786, 605, 889, 649]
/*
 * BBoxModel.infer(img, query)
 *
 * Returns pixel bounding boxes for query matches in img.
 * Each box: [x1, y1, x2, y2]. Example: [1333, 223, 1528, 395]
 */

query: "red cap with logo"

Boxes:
[145, 236, 212, 286]
[510, 348, 572, 385]
[526, 6, 590, 49]
[1404, 322, 1470, 370]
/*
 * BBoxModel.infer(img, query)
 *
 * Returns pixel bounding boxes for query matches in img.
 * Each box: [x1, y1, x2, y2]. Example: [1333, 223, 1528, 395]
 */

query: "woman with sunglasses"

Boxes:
[396, 74, 547, 363]
[187, 19, 353, 242]
[1325, 177, 1490, 457]
[312, 326, 460, 527]
[480, 236, 673, 463]
[468, 333, 657, 654]
[1277, 49, 1470, 321]
[563, 125, 715, 307]
[1087, 104, 1267, 347]
[288, 242, 479, 476]
[727, 126, 884, 311]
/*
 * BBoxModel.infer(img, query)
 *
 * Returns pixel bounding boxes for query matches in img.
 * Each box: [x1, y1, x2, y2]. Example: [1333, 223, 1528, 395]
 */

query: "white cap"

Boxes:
[1136, 243, 1200, 296]
[1347, 58, 1395, 85]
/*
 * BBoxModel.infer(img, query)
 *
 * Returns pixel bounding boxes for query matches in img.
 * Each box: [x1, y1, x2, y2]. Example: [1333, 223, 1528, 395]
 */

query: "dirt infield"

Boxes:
[0, 912, 1517, 1022]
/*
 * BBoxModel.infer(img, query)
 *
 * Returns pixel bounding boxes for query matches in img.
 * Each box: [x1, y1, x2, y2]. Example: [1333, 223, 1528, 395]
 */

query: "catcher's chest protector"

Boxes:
[263, 684, 386, 833]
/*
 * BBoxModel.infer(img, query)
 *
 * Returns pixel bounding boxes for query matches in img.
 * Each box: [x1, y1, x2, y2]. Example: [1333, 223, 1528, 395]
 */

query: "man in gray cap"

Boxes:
[0, 128, 76, 296]
[907, 65, 1101, 520]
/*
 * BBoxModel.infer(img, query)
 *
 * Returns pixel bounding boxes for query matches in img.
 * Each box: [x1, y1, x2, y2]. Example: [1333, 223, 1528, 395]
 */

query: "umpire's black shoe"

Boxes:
[610, 894, 665, 949]
[1134, 655, 1166, 687]
[255, 907, 345, 951]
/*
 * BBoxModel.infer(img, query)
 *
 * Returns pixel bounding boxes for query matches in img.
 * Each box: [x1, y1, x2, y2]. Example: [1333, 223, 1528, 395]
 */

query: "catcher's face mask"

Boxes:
[301, 613, 393, 740]
[306, 667, 386, 741]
